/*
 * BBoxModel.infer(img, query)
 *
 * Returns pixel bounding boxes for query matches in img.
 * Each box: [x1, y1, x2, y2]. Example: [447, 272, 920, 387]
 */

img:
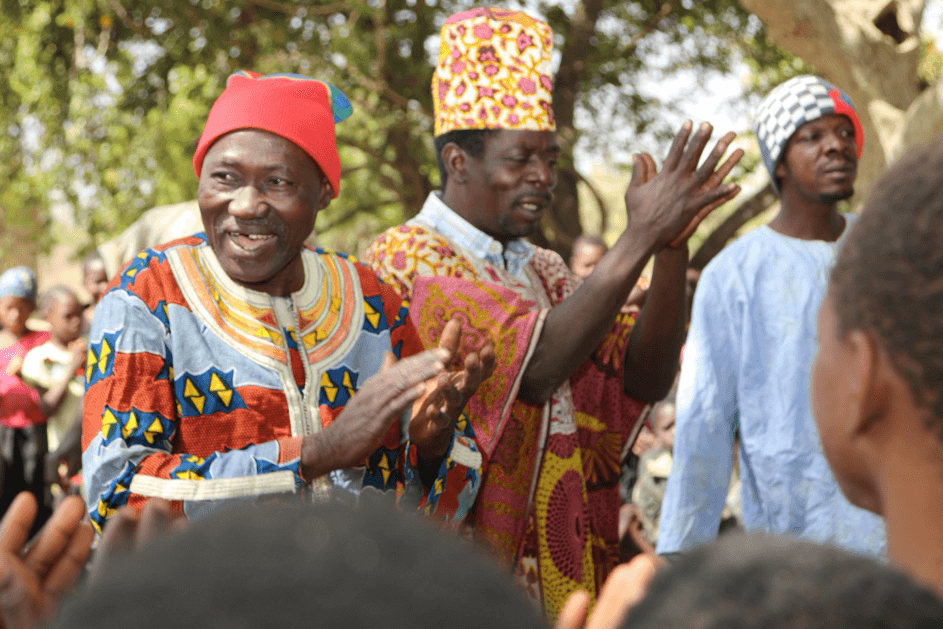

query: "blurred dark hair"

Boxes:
[623, 534, 943, 629]
[434, 129, 498, 189]
[55, 497, 544, 629]
[830, 137, 943, 444]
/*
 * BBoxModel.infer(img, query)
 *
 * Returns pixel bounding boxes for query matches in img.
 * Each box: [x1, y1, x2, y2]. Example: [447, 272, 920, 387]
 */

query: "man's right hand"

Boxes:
[300, 348, 449, 480]
[623, 121, 743, 252]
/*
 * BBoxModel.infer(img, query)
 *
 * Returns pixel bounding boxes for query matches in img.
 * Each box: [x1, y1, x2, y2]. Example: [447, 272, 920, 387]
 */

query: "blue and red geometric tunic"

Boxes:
[82, 234, 482, 533]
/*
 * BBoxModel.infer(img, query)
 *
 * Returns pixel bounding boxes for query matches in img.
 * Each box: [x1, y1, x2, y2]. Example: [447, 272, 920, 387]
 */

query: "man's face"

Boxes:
[198, 129, 332, 296]
[570, 243, 606, 280]
[0, 296, 33, 337]
[49, 294, 84, 345]
[776, 114, 857, 204]
[462, 129, 560, 244]
[811, 292, 877, 512]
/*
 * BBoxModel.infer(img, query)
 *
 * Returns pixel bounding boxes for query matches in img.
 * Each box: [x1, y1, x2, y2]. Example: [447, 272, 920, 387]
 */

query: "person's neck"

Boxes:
[440, 187, 510, 248]
[50, 335, 70, 351]
[879, 447, 943, 599]
[767, 199, 845, 242]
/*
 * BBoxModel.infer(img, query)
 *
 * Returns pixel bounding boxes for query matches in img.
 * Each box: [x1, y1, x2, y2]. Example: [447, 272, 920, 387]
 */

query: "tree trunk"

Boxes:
[541, 0, 607, 258]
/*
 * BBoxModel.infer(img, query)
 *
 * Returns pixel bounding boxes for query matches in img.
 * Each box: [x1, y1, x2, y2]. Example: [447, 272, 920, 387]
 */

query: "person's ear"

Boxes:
[317, 176, 333, 211]
[442, 143, 469, 185]
[844, 329, 886, 437]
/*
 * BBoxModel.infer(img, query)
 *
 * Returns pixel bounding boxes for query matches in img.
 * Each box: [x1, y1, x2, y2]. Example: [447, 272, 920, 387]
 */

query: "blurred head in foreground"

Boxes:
[55, 498, 544, 629]
[622, 534, 943, 629]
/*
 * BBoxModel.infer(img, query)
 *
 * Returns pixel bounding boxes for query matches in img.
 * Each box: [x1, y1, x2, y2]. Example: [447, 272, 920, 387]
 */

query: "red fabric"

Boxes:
[193, 71, 341, 197]
[0, 331, 50, 428]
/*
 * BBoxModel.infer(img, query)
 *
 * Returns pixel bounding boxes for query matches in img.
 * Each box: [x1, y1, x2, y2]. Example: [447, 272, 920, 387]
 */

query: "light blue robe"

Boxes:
[657, 222, 886, 557]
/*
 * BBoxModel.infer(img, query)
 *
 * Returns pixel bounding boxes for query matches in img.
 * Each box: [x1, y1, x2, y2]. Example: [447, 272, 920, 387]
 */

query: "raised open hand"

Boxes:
[624, 121, 743, 251]
[308, 347, 450, 476]
[410, 318, 496, 460]
[0, 492, 94, 629]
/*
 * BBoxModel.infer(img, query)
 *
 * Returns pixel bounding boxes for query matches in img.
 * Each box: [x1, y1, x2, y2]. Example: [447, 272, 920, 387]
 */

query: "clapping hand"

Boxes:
[624, 121, 744, 251]
[409, 317, 496, 460]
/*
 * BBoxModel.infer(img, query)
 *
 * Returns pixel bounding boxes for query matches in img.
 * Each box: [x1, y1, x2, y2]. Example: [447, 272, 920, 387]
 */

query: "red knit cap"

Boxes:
[193, 71, 353, 198]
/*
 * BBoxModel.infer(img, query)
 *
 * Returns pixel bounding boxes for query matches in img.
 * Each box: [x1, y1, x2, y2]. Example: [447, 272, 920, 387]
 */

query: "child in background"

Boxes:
[21, 286, 87, 501]
[81, 251, 109, 334]
[0, 266, 51, 526]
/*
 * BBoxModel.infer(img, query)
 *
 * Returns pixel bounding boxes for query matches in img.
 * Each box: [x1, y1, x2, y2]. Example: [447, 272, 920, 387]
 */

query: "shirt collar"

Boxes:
[410, 192, 535, 277]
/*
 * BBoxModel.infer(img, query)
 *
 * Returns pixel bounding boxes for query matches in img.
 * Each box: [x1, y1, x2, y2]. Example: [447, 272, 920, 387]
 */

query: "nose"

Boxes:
[527, 156, 556, 190]
[824, 129, 854, 156]
[228, 185, 267, 218]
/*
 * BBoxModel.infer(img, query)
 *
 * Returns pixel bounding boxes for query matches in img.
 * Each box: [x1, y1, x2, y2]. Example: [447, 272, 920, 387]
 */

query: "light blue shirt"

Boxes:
[657, 222, 886, 557]
[410, 192, 535, 281]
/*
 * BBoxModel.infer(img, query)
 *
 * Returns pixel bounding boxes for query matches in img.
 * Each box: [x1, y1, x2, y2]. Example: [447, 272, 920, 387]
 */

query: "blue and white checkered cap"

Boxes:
[752, 75, 862, 194]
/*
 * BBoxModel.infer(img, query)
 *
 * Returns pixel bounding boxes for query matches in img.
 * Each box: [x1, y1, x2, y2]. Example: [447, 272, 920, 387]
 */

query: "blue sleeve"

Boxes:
[656, 262, 741, 553]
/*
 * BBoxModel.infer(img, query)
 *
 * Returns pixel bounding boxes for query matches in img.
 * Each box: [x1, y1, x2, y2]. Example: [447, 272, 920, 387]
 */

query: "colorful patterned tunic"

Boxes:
[366, 194, 646, 618]
[83, 234, 482, 534]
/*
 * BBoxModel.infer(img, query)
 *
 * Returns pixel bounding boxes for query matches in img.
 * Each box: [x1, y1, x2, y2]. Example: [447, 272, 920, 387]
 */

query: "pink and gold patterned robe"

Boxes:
[366, 224, 646, 618]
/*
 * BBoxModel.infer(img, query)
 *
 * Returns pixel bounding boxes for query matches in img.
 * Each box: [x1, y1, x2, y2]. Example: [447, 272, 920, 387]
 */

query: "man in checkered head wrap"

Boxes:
[657, 75, 886, 561]
[366, 6, 745, 619]
[753, 74, 863, 197]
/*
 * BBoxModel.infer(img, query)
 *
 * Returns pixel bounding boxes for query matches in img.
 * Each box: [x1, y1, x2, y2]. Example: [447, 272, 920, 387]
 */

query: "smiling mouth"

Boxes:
[228, 232, 276, 251]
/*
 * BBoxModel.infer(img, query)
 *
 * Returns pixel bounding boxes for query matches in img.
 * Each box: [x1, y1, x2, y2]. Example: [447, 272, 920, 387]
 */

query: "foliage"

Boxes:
[0, 0, 795, 266]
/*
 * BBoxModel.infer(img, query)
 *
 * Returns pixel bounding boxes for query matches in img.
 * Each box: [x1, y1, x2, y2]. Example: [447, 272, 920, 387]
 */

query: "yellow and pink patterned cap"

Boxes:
[433, 7, 555, 136]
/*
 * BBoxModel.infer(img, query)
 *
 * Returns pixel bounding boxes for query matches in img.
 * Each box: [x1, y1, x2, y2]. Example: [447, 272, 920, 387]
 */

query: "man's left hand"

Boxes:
[409, 318, 495, 460]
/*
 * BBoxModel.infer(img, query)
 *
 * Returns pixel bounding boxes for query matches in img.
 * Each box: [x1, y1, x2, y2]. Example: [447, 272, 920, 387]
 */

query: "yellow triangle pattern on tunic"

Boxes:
[144, 418, 164, 445]
[101, 408, 118, 440]
[321, 372, 338, 404]
[209, 372, 233, 407]
[364, 299, 381, 330]
[183, 378, 205, 414]
[378, 452, 391, 484]
[97, 340, 111, 374]
[121, 411, 139, 440]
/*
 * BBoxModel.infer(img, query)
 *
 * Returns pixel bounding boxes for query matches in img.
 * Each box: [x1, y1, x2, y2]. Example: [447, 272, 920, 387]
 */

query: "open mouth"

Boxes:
[228, 232, 277, 251]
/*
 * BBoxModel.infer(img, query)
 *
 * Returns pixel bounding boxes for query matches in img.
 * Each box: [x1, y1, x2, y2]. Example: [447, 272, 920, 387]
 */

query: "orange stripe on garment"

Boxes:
[175, 248, 286, 363]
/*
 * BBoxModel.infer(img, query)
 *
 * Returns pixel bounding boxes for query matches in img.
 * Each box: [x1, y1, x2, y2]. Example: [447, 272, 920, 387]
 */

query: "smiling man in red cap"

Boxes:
[366, 7, 742, 618]
[82, 71, 492, 533]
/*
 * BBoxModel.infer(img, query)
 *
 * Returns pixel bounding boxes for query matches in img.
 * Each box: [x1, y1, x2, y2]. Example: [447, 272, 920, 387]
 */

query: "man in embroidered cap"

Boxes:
[657, 75, 886, 558]
[82, 71, 493, 534]
[366, 7, 742, 618]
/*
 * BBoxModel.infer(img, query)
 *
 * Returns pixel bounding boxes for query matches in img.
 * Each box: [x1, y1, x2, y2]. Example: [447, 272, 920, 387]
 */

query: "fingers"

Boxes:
[585, 554, 664, 629]
[41, 520, 93, 597]
[639, 153, 657, 185]
[707, 145, 743, 185]
[667, 183, 740, 248]
[0, 493, 37, 554]
[662, 120, 693, 172]
[693, 131, 739, 186]
[677, 122, 715, 175]
[380, 351, 396, 372]
[135, 498, 173, 548]
[479, 342, 496, 379]
[554, 589, 591, 629]
[627, 154, 644, 188]
[22, 495, 86, 581]
[88, 506, 138, 583]
[437, 318, 462, 364]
